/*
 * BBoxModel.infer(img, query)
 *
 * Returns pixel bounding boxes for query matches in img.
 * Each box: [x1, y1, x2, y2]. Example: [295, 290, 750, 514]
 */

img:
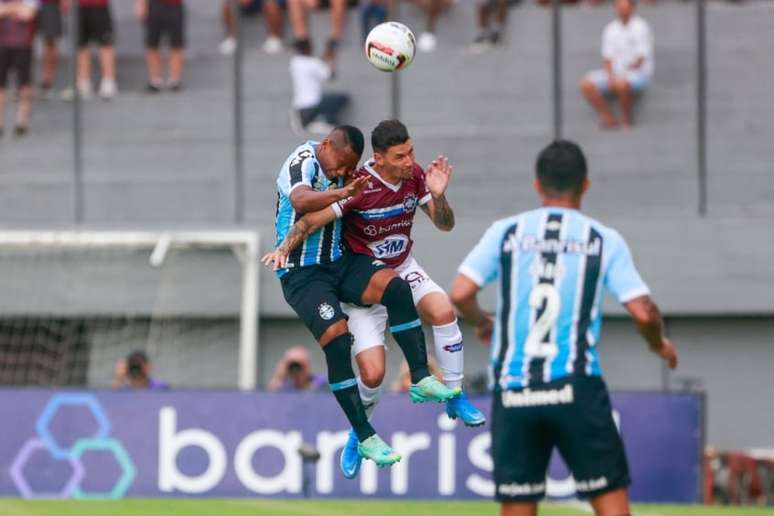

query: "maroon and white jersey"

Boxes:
[332, 159, 432, 268]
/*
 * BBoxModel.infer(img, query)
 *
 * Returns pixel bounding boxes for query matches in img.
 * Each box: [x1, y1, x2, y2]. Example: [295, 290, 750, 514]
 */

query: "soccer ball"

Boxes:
[365, 22, 416, 72]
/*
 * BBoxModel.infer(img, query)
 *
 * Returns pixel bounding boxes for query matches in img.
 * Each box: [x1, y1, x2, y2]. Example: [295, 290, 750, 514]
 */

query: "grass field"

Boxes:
[1, 500, 773, 516]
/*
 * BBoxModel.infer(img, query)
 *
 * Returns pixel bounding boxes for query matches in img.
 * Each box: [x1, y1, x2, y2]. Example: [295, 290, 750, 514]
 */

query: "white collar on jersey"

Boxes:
[363, 159, 402, 192]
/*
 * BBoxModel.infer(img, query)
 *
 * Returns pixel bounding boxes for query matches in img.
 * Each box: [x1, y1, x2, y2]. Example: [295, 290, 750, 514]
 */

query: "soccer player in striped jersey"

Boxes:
[265, 119, 485, 479]
[271, 126, 460, 469]
[450, 140, 678, 516]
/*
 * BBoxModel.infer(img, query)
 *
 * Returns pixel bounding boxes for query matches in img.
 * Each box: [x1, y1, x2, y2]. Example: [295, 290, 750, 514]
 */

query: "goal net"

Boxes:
[0, 231, 259, 391]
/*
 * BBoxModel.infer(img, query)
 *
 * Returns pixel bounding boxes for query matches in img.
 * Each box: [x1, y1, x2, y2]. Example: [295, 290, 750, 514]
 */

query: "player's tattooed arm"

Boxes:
[422, 156, 455, 231]
[624, 295, 678, 369]
[261, 207, 338, 270]
[290, 177, 369, 215]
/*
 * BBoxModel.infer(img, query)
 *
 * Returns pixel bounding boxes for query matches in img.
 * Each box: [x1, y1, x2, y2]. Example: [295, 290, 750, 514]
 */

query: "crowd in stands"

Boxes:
[0, 0, 657, 138]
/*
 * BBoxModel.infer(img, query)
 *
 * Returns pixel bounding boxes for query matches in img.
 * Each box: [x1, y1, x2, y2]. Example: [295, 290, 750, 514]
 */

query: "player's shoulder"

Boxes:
[582, 214, 627, 250]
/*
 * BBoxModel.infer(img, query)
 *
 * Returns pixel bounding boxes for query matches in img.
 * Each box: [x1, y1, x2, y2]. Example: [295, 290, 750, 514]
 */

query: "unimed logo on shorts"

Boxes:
[9, 394, 136, 499]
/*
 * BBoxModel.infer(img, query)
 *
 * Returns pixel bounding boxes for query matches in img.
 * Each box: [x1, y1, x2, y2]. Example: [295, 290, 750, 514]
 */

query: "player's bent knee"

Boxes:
[319, 319, 349, 347]
[425, 309, 456, 326]
[360, 365, 385, 388]
[382, 276, 412, 305]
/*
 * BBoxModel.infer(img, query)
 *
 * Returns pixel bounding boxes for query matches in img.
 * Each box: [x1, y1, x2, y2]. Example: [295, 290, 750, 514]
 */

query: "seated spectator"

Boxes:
[64, 0, 118, 100]
[112, 350, 170, 390]
[268, 346, 326, 392]
[289, 38, 349, 135]
[469, 0, 508, 53]
[219, 0, 285, 56]
[37, 0, 63, 99]
[580, 0, 653, 128]
[135, 0, 186, 92]
[409, 0, 452, 53]
[287, 0, 346, 60]
[0, 0, 37, 137]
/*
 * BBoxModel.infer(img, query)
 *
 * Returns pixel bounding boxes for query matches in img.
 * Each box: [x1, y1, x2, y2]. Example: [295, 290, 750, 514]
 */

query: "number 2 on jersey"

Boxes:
[524, 284, 561, 358]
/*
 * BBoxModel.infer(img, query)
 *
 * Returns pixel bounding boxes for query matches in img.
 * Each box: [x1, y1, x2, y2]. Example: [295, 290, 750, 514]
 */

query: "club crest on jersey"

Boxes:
[368, 235, 409, 259]
[402, 194, 418, 213]
[318, 302, 335, 320]
[364, 225, 378, 237]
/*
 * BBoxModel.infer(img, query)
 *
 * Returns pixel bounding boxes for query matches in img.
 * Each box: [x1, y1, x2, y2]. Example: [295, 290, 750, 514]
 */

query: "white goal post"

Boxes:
[0, 230, 260, 391]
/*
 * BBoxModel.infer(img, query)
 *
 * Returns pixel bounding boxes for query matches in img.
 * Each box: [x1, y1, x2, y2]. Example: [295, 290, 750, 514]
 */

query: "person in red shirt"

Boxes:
[63, 0, 117, 99]
[0, 0, 38, 136]
[135, 0, 185, 92]
[37, 0, 62, 98]
[263, 119, 486, 478]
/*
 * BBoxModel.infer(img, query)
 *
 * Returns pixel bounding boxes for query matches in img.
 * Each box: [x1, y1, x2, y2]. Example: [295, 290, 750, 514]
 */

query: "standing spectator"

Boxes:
[410, 0, 452, 53]
[580, 0, 653, 128]
[469, 0, 508, 52]
[112, 350, 170, 390]
[287, 0, 346, 60]
[219, 0, 285, 56]
[359, 0, 385, 43]
[65, 0, 117, 99]
[0, 0, 38, 137]
[267, 346, 326, 392]
[37, 0, 63, 98]
[135, 0, 185, 92]
[289, 38, 348, 135]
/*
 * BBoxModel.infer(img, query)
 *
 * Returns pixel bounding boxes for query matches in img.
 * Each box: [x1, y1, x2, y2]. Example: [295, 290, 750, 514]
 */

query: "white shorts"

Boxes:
[343, 256, 445, 356]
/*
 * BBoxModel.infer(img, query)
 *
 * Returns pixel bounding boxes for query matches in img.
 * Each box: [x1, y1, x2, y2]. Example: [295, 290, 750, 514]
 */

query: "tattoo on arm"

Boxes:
[280, 219, 312, 254]
[431, 195, 455, 230]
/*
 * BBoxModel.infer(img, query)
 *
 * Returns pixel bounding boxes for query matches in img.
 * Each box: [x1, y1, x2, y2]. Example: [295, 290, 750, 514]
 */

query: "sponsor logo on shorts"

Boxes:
[574, 476, 609, 492]
[497, 482, 546, 497]
[318, 303, 335, 321]
[443, 342, 463, 353]
[403, 271, 427, 289]
[368, 235, 409, 259]
[501, 384, 574, 408]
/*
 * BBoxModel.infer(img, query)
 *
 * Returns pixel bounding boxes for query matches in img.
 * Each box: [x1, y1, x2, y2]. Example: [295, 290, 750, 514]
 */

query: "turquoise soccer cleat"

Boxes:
[446, 391, 487, 427]
[340, 429, 362, 479]
[357, 434, 401, 468]
[409, 376, 461, 404]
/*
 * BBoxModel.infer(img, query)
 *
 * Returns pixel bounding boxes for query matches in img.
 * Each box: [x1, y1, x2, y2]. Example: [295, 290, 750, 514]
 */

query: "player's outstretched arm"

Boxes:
[450, 274, 494, 345]
[290, 176, 369, 215]
[624, 295, 678, 369]
[261, 207, 338, 270]
[421, 156, 455, 232]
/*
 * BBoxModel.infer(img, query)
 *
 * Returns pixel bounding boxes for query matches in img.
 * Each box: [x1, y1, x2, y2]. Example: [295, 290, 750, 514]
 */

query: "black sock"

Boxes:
[323, 333, 375, 442]
[382, 278, 431, 383]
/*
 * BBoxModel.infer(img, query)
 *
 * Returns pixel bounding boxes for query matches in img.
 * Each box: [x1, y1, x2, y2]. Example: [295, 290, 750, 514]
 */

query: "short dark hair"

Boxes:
[371, 119, 410, 154]
[333, 125, 365, 158]
[536, 140, 588, 195]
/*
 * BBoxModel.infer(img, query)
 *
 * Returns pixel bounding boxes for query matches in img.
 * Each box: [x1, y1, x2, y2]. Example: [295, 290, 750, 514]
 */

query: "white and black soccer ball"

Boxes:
[365, 22, 416, 72]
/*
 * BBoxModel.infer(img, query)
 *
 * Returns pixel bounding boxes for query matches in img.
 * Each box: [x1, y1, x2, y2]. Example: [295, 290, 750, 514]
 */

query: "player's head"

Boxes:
[616, 0, 635, 22]
[371, 119, 415, 180]
[535, 140, 590, 204]
[317, 125, 364, 180]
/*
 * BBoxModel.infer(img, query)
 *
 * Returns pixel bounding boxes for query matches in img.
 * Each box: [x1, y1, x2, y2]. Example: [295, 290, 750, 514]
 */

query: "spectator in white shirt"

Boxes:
[288, 38, 349, 135]
[580, 0, 653, 128]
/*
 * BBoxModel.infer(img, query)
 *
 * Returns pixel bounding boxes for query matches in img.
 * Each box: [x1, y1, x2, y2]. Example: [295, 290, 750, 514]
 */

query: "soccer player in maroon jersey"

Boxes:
[263, 119, 486, 479]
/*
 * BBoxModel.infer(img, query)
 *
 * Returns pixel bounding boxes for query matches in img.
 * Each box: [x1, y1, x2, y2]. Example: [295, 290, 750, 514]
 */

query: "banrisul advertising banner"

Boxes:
[0, 390, 701, 502]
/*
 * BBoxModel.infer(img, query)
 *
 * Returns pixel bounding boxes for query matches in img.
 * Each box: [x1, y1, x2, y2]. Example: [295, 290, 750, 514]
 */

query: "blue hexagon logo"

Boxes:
[35, 394, 111, 460]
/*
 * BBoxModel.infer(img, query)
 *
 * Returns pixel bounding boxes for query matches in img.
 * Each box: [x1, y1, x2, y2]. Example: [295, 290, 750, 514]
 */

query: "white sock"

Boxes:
[357, 376, 383, 420]
[433, 320, 465, 390]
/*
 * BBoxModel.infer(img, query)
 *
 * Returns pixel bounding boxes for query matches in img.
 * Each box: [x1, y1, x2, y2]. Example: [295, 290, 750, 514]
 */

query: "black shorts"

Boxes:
[280, 252, 386, 341]
[0, 47, 33, 88]
[146, 2, 185, 49]
[78, 6, 114, 47]
[38, 3, 63, 41]
[492, 375, 630, 502]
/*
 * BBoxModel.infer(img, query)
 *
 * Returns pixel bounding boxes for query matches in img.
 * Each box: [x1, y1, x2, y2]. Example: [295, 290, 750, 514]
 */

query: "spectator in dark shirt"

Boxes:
[0, 0, 38, 137]
[135, 0, 186, 92]
[268, 346, 326, 392]
[112, 350, 170, 390]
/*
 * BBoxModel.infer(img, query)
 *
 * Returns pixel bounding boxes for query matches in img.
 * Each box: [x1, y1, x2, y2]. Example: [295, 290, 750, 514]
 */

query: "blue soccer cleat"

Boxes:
[446, 391, 486, 427]
[340, 429, 362, 479]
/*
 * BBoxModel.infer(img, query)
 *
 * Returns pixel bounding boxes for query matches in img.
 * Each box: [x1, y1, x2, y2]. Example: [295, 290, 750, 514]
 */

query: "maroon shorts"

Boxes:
[0, 47, 33, 88]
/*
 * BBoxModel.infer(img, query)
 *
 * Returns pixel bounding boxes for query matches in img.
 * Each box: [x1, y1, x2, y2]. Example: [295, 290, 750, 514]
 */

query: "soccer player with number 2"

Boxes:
[450, 140, 678, 516]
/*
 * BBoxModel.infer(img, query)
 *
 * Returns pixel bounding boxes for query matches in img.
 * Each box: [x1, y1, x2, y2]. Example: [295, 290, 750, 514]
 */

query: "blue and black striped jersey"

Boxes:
[459, 207, 650, 389]
[274, 141, 344, 277]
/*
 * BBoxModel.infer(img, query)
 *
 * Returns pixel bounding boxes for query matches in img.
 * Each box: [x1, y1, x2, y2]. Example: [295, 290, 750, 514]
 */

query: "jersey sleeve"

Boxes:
[604, 230, 651, 303]
[287, 149, 318, 194]
[458, 222, 506, 288]
[415, 165, 432, 206]
[332, 193, 361, 219]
